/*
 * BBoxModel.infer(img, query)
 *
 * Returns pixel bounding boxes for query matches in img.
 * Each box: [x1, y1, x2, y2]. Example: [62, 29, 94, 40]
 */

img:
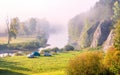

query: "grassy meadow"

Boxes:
[0, 51, 81, 75]
[0, 37, 36, 44]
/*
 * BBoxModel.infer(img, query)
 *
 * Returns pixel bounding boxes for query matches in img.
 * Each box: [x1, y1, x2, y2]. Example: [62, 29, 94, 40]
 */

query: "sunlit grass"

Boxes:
[0, 37, 36, 44]
[0, 51, 81, 75]
[31, 70, 64, 75]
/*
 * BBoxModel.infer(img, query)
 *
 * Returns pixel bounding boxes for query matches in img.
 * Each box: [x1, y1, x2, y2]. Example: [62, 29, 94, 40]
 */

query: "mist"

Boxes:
[48, 24, 68, 48]
[0, 0, 99, 48]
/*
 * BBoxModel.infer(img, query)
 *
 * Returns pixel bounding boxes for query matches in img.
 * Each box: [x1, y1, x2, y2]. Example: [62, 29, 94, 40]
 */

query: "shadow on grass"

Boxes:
[0, 59, 30, 74]
[0, 69, 26, 75]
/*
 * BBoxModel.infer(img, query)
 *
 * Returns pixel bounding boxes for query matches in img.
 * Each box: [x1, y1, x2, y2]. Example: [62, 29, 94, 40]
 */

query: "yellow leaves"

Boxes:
[103, 47, 120, 74]
[67, 51, 104, 75]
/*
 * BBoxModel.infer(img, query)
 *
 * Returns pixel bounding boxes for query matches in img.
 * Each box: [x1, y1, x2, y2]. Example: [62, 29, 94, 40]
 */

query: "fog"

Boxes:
[48, 24, 68, 48]
[0, 0, 99, 48]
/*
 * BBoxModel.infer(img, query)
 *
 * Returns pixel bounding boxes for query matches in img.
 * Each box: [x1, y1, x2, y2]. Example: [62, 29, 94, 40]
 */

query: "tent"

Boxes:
[31, 52, 40, 56]
[27, 52, 40, 58]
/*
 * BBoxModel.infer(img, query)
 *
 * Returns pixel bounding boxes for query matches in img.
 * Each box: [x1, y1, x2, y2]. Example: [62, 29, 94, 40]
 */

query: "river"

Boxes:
[47, 29, 68, 48]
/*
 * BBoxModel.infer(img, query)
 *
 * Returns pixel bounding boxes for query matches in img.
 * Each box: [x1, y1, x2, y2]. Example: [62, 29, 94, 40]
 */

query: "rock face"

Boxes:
[91, 20, 112, 48]
[78, 22, 99, 48]
[103, 30, 114, 52]
[68, 0, 116, 50]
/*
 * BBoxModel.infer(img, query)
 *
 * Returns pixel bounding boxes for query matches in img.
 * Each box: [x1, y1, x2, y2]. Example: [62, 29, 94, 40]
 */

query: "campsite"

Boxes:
[1, 0, 120, 75]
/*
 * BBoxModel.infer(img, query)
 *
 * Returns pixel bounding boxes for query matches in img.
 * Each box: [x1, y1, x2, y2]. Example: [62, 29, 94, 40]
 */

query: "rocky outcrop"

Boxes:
[78, 22, 99, 48]
[68, 0, 116, 50]
[91, 20, 112, 48]
[103, 30, 114, 52]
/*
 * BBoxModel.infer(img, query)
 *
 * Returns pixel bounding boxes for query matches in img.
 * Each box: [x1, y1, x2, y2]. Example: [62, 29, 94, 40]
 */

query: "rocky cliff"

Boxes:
[68, 0, 116, 50]
[91, 20, 112, 47]
[103, 30, 114, 52]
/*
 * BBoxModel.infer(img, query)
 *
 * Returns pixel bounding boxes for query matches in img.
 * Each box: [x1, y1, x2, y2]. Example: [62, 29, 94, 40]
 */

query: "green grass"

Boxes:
[0, 51, 81, 75]
[0, 37, 35, 44]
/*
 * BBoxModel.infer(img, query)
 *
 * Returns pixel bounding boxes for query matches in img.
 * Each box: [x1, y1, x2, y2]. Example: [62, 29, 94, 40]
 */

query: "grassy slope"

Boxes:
[0, 51, 81, 75]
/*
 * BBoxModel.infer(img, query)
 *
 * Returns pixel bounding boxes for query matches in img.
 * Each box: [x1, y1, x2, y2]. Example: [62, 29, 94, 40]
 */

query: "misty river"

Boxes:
[47, 31, 68, 48]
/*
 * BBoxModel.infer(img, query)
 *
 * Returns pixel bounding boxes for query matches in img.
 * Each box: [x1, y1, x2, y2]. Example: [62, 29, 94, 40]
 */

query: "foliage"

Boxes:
[28, 18, 37, 34]
[51, 47, 59, 53]
[103, 47, 120, 75]
[7, 17, 20, 44]
[113, 1, 120, 50]
[64, 45, 74, 51]
[113, 20, 120, 50]
[79, 19, 92, 48]
[7, 41, 40, 50]
[113, 1, 120, 21]
[5, 17, 50, 46]
[36, 35, 47, 46]
[9, 17, 20, 39]
[68, 14, 85, 45]
[67, 51, 106, 75]
[43, 48, 51, 53]
[0, 41, 40, 50]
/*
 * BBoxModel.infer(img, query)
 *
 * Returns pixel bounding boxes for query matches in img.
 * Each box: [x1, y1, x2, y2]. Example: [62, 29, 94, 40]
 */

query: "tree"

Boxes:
[113, 1, 120, 50]
[6, 17, 10, 44]
[64, 45, 74, 51]
[113, 1, 120, 22]
[36, 35, 47, 46]
[114, 20, 120, 50]
[28, 18, 37, 34]
[10, 17, 19, 38]
[7, 17, 19, 44]
[51, 47, 59, 53]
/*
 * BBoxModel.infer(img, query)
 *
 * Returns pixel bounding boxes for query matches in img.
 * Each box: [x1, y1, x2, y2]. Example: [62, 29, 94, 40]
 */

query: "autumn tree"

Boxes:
[7, 17, 20, 44]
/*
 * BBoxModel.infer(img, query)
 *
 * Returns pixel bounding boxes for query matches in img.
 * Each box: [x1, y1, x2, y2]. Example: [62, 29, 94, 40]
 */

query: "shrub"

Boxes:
[51, 47, 59, 53]
[67, 51, 105, 75]
[43, 48, 51, 53]
[103, 47, 120, 74]
[6, 41, 40, 50]
[64, 45, 74, 51]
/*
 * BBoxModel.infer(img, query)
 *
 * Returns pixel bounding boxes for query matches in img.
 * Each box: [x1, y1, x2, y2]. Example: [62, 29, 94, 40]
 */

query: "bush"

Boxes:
[43, 48, 51, 53]
[67, 51, 106, 75]
[6, 41, 40, 50]
[51, 47, 59, 53]
[64, 45, 74, 51]
[103, 47, 120, 75]
[0, 44, 8, 50]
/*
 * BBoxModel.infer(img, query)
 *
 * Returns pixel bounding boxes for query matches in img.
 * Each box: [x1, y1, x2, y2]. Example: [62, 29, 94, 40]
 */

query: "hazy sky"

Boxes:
[0, 0, 99, 48]
[0, 0, 99, 25]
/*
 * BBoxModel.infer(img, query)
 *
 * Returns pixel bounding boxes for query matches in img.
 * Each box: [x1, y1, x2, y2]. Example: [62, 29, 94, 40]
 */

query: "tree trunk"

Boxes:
[6, 17, 10, 45]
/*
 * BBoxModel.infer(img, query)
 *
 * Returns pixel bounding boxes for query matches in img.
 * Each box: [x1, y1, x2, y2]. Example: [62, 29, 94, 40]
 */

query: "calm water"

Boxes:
[47, 30, 68, 48]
